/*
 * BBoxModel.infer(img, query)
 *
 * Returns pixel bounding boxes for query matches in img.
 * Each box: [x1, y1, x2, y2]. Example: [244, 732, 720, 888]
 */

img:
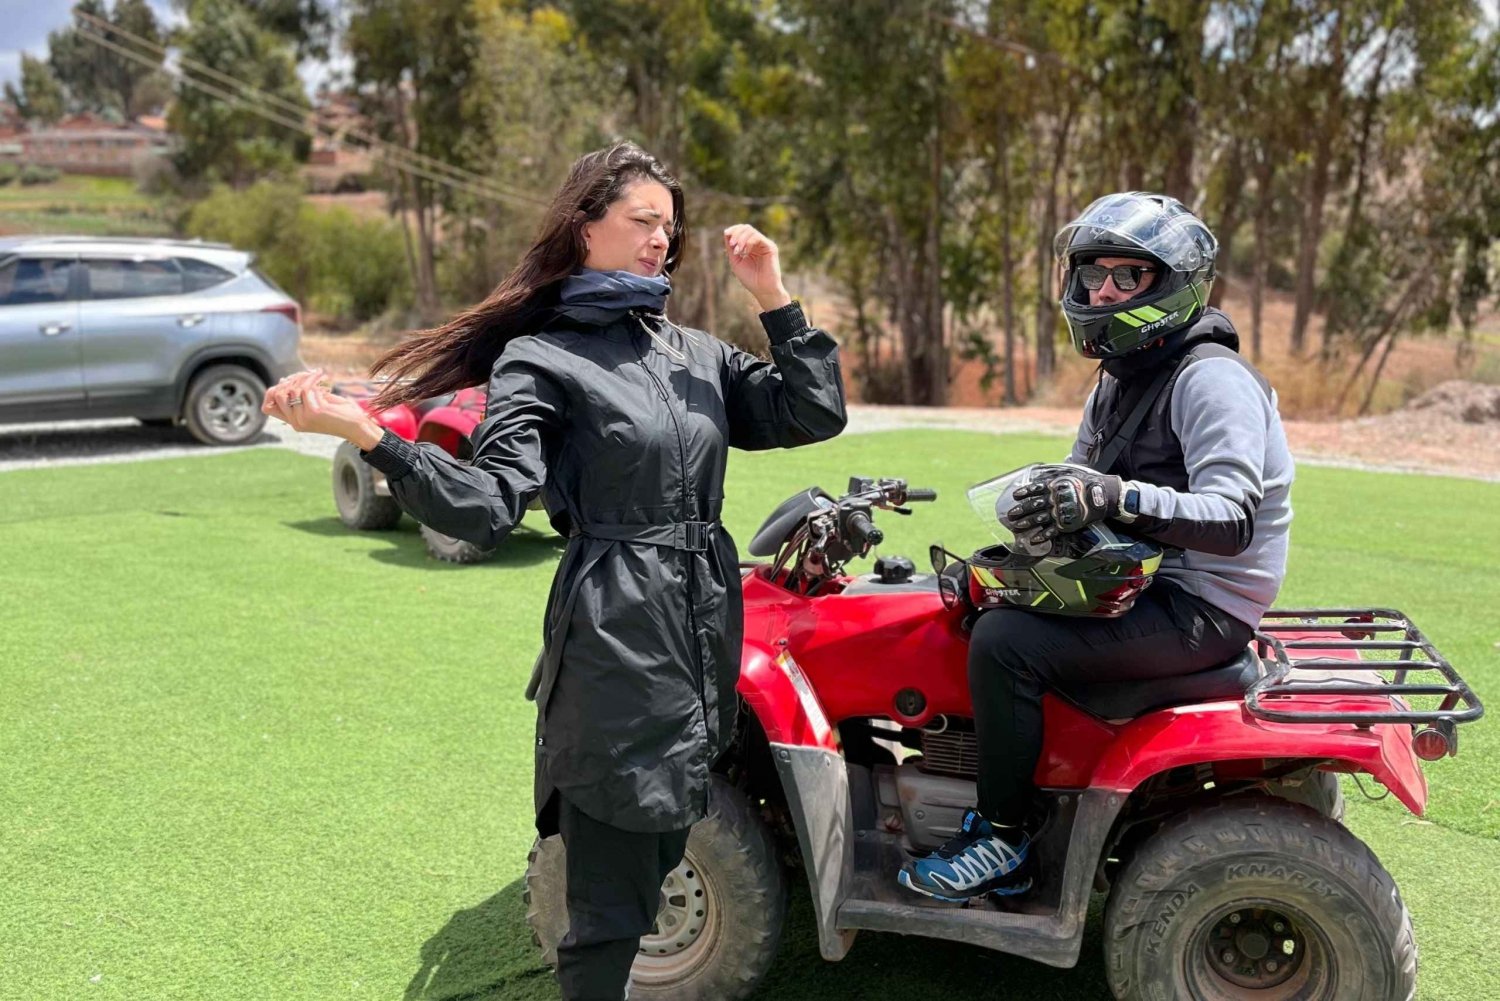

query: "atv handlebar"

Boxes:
[764, 478, 937, 591]
[845, 510, 883, 549]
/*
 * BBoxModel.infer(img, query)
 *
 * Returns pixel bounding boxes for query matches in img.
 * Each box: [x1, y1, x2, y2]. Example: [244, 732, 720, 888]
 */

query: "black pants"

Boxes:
[555, 793, 691, 1001]
[968, 579, 1254, 828]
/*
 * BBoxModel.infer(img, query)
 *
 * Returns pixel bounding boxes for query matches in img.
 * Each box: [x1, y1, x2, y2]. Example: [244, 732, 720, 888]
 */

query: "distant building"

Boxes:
[16, 113, 172, 176]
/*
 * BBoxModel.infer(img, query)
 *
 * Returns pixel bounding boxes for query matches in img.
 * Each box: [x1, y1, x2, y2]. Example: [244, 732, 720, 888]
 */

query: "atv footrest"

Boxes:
[832, 786, 1112, 970]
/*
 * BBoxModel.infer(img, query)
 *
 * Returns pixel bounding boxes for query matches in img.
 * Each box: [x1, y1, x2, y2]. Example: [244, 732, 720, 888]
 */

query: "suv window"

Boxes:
[177, 257, 235, 292]
[86, 258, 183, 300]
[0, 257, 72, 306]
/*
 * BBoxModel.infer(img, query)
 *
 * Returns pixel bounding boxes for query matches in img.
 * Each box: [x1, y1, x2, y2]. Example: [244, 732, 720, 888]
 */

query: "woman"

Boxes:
[260, 141, 846, 1000]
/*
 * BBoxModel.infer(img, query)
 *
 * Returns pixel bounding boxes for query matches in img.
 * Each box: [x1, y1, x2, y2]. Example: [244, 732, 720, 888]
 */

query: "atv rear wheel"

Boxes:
[419, 523, 493, 563]
[332, 441, 402, 530]
[524, 776, 786, 1000]
[1104, 797, 1415, 1001]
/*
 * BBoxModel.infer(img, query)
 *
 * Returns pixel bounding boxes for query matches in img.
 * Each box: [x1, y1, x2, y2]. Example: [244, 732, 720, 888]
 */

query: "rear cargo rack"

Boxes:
[1248, 609, 1483, 744]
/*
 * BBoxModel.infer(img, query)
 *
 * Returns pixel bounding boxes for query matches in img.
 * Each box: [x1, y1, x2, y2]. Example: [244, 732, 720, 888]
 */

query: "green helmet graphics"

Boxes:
[960, 464, 1163, 617]
[1054, 192, 1218, 359]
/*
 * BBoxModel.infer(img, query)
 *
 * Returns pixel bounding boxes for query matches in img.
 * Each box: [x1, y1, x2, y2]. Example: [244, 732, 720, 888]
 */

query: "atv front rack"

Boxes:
[1247, 609, 1483, 749]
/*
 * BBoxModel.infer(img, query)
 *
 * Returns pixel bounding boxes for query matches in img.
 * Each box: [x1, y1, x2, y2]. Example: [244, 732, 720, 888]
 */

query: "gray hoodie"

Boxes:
[1065, 310, 1294, 629]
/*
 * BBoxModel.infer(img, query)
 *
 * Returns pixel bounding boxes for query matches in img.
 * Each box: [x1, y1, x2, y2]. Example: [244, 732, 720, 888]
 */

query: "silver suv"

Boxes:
[0, 235, 304, 445]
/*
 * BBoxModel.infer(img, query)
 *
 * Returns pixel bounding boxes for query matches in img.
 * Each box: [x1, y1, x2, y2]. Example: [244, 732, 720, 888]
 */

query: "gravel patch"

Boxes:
[3, 403, 1496, 484]
[0, 418, 340, 473]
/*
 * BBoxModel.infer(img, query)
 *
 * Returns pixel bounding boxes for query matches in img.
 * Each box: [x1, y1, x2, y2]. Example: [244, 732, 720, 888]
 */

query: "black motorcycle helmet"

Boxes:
[956, 465, 1164, 618]
[1054, 192, 1218, 359]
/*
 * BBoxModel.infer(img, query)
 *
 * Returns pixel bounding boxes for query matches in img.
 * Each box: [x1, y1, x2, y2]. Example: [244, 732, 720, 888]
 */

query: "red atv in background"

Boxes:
[525, 476, 1483, 1001]
[327, 378, 502, 563]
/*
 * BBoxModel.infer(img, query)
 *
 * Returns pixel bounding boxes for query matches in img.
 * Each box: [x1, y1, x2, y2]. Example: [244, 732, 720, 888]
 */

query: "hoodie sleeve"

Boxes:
[1125, 357, 1273, 557]
[722, 301, 848, 450]
[357, 336, 566, 549]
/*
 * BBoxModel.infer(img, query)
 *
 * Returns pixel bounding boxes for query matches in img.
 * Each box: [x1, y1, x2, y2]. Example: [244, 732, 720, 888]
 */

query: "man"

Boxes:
[899, 192, 1295, 901]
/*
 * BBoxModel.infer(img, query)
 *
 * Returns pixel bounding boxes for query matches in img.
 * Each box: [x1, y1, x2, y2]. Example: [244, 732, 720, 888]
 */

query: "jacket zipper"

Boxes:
[631, 317, 711, 758]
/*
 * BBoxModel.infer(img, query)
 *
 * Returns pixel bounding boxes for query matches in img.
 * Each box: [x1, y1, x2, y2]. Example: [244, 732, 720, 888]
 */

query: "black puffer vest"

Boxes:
[1085, 308, 1271, 489]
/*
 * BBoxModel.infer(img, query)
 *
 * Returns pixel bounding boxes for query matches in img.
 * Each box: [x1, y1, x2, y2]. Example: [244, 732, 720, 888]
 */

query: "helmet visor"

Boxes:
[966, 465, 1066, 558]
[1054, 192, 1217, 273]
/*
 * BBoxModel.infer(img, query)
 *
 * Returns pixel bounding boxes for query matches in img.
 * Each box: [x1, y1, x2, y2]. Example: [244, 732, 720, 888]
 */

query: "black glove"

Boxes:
[1007, 472, 1123, 545]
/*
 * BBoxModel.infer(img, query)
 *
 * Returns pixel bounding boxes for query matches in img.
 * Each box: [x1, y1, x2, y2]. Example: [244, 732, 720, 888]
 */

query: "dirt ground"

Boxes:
[298, 278, 1500, 483]
[300, 325, 1499, 482]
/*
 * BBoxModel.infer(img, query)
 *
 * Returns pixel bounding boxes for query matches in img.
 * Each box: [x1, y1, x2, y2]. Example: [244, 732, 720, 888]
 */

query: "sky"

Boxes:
[0, 0, 347, 100]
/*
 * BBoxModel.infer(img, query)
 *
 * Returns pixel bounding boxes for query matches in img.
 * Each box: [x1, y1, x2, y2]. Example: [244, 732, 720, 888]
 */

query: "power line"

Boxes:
[70, 5, 550, 209]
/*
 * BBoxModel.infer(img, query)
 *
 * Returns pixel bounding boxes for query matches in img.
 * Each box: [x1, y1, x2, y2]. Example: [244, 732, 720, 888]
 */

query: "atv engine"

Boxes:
[870, 717, 981, 853]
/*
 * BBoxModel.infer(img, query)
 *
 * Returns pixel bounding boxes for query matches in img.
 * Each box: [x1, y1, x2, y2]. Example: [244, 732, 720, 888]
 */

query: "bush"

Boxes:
[0, 161, 18, 186]
[184, 181, 411, 324]
[19, 163, 62, 185]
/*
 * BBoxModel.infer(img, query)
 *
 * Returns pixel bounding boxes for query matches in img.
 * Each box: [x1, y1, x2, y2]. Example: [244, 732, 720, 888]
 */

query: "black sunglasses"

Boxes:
[1076, 263, 1157, 292]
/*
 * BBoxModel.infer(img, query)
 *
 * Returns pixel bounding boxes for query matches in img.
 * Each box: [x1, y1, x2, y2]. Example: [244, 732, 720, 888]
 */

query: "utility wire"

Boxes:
[71, 6, 550, 208]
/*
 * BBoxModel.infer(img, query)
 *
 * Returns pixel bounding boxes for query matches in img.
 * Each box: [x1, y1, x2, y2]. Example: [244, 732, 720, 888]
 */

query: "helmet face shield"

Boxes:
[961, 464, 1164, 617]
[1054, 192, 1217, 274]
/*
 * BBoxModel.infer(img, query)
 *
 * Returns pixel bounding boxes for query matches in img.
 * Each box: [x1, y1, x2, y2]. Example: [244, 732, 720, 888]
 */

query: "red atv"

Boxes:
[525, 476, 1482, 1000]
[327, 378, 500, 563]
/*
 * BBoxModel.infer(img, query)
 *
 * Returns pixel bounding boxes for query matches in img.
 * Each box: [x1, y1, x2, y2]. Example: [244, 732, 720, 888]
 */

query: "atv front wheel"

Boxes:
[1104, 797, 1415, 1001]
[524, 776, 786, 1000]
[419, 523, 493, 563]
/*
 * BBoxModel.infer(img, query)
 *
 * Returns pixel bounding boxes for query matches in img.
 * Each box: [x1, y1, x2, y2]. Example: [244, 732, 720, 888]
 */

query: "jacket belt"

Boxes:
[570, 519, 718, 552]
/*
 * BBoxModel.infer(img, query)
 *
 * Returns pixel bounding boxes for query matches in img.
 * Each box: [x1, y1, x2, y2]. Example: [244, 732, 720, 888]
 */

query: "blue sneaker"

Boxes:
[897, 809, 1033, 901]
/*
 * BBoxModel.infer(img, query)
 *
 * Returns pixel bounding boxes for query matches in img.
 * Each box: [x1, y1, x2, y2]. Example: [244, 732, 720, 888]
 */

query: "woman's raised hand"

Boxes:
[723, 224, 792, 312]
[261, 369, 381, 445]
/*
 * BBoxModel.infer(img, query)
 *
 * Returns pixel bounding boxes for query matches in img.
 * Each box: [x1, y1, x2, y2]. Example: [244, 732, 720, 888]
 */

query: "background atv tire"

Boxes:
[524, 776, 786, 1000]
[1104, 797, 1415, 1001]
[419, 523, 493, 563]
[332, 441, 403, 530]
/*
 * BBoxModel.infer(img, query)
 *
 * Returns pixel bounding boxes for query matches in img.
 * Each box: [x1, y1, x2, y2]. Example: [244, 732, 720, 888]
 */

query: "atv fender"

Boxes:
[1090, 701, 1428, 815]
[367, 405, 417, 442]
[738, 644, 854, 960]
[414, 405, 480, 457]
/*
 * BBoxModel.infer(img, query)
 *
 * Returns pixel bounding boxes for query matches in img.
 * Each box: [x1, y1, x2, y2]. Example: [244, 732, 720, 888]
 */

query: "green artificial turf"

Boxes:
[3, 431, 1496, 1000]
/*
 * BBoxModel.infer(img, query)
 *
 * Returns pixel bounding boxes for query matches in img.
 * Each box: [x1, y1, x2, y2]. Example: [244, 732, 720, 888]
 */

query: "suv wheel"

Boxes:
[183, 364, 267, 446]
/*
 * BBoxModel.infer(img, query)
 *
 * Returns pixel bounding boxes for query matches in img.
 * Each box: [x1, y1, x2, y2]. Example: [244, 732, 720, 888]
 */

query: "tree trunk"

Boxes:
[1289, 6, 1345, 354]
[1209, 137, 1248, 308]
[1322, 30, 1390, 358]
[1250, 155, 1273, 364]
[1035, 102, 1074, 381]
[1358, 329, 1399, 415]
[999, 108, 1017, 405]
[922, 40, 947, 406]
[392, 84, 437, 316]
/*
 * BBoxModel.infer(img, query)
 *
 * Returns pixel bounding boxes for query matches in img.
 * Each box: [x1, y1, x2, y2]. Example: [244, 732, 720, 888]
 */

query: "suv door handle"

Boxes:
[178, 313, 206, 328]
[40, 322, 72, 336]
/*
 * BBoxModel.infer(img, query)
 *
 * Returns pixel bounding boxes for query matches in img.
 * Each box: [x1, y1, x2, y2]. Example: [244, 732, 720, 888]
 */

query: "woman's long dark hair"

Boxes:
[367, 141, 686, 410]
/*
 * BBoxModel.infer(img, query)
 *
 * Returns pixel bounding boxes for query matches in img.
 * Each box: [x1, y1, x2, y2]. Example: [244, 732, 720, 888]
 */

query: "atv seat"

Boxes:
[1059, 647, 1263, 720]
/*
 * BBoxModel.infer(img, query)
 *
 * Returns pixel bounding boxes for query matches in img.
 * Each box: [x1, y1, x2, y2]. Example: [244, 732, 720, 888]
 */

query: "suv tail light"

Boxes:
[262, 302, 302, 328]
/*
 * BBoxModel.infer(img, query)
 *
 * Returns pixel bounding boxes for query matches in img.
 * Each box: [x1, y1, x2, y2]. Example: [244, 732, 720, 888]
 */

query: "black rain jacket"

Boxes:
[358, 301, 846, 833]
